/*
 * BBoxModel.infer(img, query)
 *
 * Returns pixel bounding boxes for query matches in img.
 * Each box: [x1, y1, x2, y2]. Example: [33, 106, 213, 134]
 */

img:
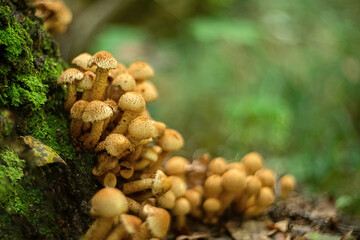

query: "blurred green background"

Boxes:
[59, 0, 360, 214]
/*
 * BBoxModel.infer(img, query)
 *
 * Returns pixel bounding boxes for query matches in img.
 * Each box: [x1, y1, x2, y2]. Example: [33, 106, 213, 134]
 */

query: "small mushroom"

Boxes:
[72, 53, 96, 72]
[255, 169, 276, 188]
[184, 189, 203, 218]
[88, 51, 118, 100]
[128, 61, 154, 82]
[202, 197, 221, 224]
[207, 157, 227, 176]
[57, 68, 84, 111]
[126, 116, 157, 147]
[77, 71, 95, 101]
[107, 73, 136, 102]
[241, 152, 263, 175]
[69, 100, 88, 139]
[164, 156, 190, 180]
[172, 197, 191, 230]
[135, 81, 158, 102]
[234, 175, 262, 213]
[204, 174, 223, 198]
[279, 174, 296, 200]
[156, 190, 176, 210]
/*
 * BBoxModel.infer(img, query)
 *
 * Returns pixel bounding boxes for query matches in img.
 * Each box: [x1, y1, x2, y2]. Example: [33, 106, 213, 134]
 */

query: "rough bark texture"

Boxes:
[0, 0, 98, 239]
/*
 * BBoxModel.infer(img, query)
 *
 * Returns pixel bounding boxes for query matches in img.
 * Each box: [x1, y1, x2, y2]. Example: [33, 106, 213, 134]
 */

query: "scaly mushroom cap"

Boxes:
[207, 157, 227, 176]
[222, 169, 246, 193]
[128, 116, 156, 139]
[203, 198, 221, 212]
[82, 100, 113, 122]
[104, 134, 131, 157]
[255, 169, 276, 188]
[120, 214, 142, 234]
[77, 71, 95, 90]
[245, 176, 262, 195]
[164, 156, 190, 176]
[118, 92, 146, 112]
[168, 176, 187, 198]
[143, 204, 171, 238]
[204, 174, 223, 198]
[158, 129, 184, 152]
[57, 68, 84, 85]
[70, 100, 89, 119]
[112, 73, 136, 92]
[241, 152, 263, 175]
[104, 99, 118, 114]
[88, 51, 118, 69]
[128, 61, 154, 80]
[135, 81, 158, 102]
[72, 53, 96, 72]
[109, 63, 128, 80]
[152, 170, 172, 196]
[90, 187, 128, 218]
[257, 187, 275, 206]
[280, 174, 296, 192]
[141, 147, 158, 162]
[172, 197, 191, 216]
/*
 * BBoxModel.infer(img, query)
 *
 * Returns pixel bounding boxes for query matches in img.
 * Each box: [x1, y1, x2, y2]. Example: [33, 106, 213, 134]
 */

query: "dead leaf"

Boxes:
[275, 219, 289, 232]
[311, 200, 337, 219]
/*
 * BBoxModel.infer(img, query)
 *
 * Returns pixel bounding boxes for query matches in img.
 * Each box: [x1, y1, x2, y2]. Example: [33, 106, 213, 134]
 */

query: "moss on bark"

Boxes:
[0, 0, 98, 239]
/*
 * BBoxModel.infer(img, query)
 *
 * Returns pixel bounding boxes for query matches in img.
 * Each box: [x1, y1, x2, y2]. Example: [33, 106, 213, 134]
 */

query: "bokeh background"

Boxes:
[58, 0, 360, 215]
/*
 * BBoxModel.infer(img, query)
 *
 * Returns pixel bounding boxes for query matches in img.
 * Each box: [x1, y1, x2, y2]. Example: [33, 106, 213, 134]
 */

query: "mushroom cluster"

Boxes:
[58, 51, 296, 238]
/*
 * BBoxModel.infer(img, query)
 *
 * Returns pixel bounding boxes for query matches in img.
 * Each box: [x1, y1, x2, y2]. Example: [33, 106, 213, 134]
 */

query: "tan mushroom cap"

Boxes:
[152, 170, 172, 196]
[222, 169, 246, 192]
[136, 81, 158, 102]
[185, 189, 202, 207]
[143, 204, 171, 238]
[118, 92, 146, 112]
[280, 174, 296, 192]
[245, 175, 262, 195]
[82, 100, 113, 122]
[120, 214, 142, 234]
[204, 174, 223, 198]
[153, 121, 166, 138]
[88, 51, 118, 69]
[90, 187, 128, 218]
[72, 53, 96, 72]
[241, 152, 263, 175]
[128, 61, 154, 80]
[203, 198, 221, 212]
[172, 197, 191, 216]
[104, 134, 131, 157]
[257, 187, 275, 206]
[104, 99, 118, 113]
[112, 73, 136, 92]
[207, 157, 227, 176]
[164, 156, 190, 176]
[70, 100, 89, 119]
[109, 63, 128, 79]
[158, 129, 184, 152]
[57, 68, 84, 85]
[78, 71, 95, 89]
[128, 116, 156, 139]
[255, 169, 276, 188]
[168, 176, 187, 198]
[157, 190, 176, 209]
[141, 147, 158, 162]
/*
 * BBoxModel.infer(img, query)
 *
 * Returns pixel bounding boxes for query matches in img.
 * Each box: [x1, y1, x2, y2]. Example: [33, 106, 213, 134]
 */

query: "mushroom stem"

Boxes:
[144, 151, 170, 174]
[64, 84, 77, 111]
[91, 68, 109, 100]
[218, 191, 237, 215]
[128, 145, 143, 162]
[84, 120, 104, 149]
[126, 197, 142, 216]
[112, 111, 138, 134]
[82, 89, 92, 101]
[84, 217, 113, 240]
[70, 119, 83, 139]
[105, 224, 127, 240]
[123, 178, 154, 195]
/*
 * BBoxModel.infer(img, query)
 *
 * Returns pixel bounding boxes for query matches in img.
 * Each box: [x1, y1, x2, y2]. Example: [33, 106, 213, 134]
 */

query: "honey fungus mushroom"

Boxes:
[72, 53, 96, 72]
[128, 61, 155, 81]
[280, 174, 296, 199]
[57, 68, 84, 111]
[241, 152, 263, 175]
[135, 81, 158, 103]
[107, 73, 136, 102]
[77, 71, 95, 101]
[69, 100, 88, 139]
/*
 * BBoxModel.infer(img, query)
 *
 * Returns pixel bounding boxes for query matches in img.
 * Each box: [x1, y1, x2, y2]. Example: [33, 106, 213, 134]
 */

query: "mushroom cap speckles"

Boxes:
[88, 51, 118, 69]
[77, 71, 95, 90]
[57, 68, 84, 85]
[136, 81, 158, 102]
[128, 61, 154, 80]
[112, 73, 136, 92]
[128, 116, 156, 139]
[152, 170, 172, 196]
[109, 63, 128, 79]
[82, 100, 113, 122]
[158, 129, 184, 152]
[70, 100, 89, 119]
[103, 99, 119, 113]
[90, 187, 128, 218]
[104, 134, 131, 157]
[143, 204, 171, 238]
[118, 92, 146, 112]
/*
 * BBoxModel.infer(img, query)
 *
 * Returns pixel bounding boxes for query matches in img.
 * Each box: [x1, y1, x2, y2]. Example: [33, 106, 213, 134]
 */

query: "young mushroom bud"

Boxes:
[72, 53, 96, 72]
[128, 61, 154, 82]
[185, 189, 203, 218]
[69, 100, 88, 140]
[164, 156, 190, 180]
[156, 190, 176, 210]
[108, 73, 136, 102]
[279, 174, 296, 200]
[82, 100, 113, 149]
[204, 174, 223, 198]
[226, 162, 247, 175]
[112, 92, 146, 134]
[85, 188, 128, 240]
[207, 157, 227, 176]
[168, 176, 187, 198]
[57, 68, 84, 111]
[88, 51, 118, 100]
[255, 169, 276, 188]
[135, 81, 158, 103]
[172, 197, 191, 230]
[202, 197, 221, 224]
[77, 71, 95, 101]
[241, 152, 263, 175]
[234, 175, 262, 213]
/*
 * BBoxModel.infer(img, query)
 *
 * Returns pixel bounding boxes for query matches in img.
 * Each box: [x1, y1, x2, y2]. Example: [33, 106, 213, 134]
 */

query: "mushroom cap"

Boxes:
[70, 100, 89, 119]
[135, 81, 158, 102]
[158, 129, 184, 152]
[82, 100, 113, 122]
[152, 170, 172, 196]
[164, 156, 190, 176]
[157, 190, 176, 209]
[226, 162, 247, 175]
[245, 175, 262, 195]
[118, 92, 146, 112]
[88, 51, 118, 69]
[153, 121, 166, 138]
[241, 152, 263, 175]
[280, 174, 296, 192]
[143, 204, 171, 238]
[35, 1, 72, 24]
[222, 169, 246, 193]
[71, 53, 96, 72]
[168, 176, 187, 198]
[112, 73, 136, 92]
[141, 147, 158, 162]
[204, 174, 223, 198]
[120, 214, 142, 234]
[203, 197, 221, 212]
[172, 197, 191, 216]
[255, 169, 276, 188]
[90, 187, 128, 218]
[184, 189, 202, 207]
[57, 68, 84, 85]
[119, 161, 134, 179]
[128, 61, 154, 80]
[109, 63, 128, 80]
[104, 134, 131, 157]
[257, 187, 275, 206]
[77, 71, 95, 90]
[128, 116, 156, 140]
[207, 157, 227, 176]
[104, 99, 119, 114]
[103, 172, 117, 187]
